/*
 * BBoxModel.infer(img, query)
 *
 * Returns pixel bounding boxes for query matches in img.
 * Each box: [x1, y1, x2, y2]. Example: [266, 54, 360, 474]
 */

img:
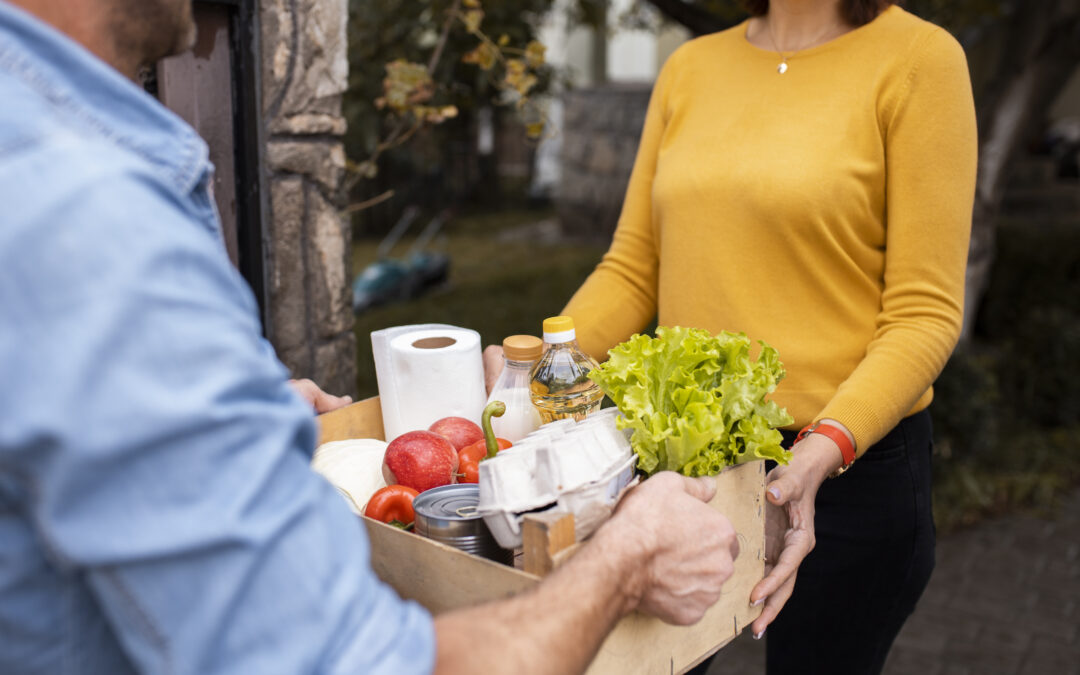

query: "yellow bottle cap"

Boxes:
[502, 335, 543, 361]
[542, 316, 576, 344]
[542, 316, 575, 334]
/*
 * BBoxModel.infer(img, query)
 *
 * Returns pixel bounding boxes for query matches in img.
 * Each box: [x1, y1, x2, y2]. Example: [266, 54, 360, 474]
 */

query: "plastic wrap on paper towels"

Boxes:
[477, 408, 637, 549]
[371, 324, 488, 441]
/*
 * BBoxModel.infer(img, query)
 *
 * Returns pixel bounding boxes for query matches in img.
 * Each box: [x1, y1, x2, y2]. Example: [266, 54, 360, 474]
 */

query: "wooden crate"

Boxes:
[319, 397, 764, 674]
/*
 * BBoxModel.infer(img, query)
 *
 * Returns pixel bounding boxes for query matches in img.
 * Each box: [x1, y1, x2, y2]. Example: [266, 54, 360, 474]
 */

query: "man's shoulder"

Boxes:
[0, 70, 53, 156]
[0, 86, 201, 302]
[0, 82, 180, 247]
[0, 72, 163, 204]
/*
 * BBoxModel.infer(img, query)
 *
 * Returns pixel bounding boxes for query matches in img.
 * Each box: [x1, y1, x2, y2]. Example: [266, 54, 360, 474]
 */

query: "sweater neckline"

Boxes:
[738, 4, 898, 63]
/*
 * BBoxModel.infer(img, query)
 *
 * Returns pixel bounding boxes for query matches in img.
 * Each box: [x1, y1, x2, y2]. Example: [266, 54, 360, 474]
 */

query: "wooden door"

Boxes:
[153, 0, 268, 326]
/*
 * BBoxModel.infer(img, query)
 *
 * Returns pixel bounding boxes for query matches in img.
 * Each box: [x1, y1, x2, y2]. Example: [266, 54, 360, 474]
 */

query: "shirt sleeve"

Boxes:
[0, 168, 435, 675]
[817, 28, 978, 452]
[561, 50, 681, 361]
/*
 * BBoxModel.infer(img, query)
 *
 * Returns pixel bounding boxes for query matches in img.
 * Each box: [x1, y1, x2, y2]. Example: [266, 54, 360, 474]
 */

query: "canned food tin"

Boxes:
[414, 484, 513, 565]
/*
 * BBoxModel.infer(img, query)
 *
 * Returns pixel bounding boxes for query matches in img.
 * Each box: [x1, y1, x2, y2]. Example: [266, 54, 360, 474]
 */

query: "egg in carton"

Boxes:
[477, 411, 636, 550]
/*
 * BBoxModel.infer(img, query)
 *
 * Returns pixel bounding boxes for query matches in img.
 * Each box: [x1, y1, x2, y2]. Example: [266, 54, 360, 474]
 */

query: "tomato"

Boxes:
[364, 485, 420, 526]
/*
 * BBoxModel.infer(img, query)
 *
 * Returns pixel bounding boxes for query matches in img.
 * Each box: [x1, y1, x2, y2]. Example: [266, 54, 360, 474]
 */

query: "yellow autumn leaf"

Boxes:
[381, 59, 434, 112]
[463, 0, 481, 7]
[462, 42, 497, 70]
[462, 9, 484, 33]
[505, 58, 526, 78]
[525, 122, 544, 139]
[498, 34, 510, 47]
[525, 40, 546, 69]
[515, 73, 538, 97]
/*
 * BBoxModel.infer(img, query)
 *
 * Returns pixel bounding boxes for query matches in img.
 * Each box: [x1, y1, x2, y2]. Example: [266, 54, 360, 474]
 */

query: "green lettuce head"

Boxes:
[589, 326, 794, 476]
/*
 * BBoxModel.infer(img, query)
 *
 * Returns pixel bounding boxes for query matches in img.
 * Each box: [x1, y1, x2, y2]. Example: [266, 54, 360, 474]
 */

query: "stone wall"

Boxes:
[259, 0, 356, 397]
[556, 84, 651, 241]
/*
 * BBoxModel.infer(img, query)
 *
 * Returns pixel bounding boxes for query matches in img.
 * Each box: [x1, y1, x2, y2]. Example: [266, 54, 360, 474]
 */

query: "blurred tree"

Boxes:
[345, 0, 554, 217]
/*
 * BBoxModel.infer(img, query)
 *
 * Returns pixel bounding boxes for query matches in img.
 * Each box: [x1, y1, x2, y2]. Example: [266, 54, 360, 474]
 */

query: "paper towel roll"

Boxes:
[371, 324, 488, 441]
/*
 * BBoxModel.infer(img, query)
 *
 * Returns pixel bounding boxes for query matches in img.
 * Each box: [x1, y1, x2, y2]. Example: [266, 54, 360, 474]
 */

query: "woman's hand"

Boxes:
[483, 345, 505, 394]
[749, 430, 846, 638]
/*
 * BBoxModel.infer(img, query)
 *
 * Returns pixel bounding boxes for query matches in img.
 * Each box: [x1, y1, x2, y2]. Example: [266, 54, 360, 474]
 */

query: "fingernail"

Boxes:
[753, 629, 766, 640]
[768, 487, 781, 500]
[751, 597, 763, 607]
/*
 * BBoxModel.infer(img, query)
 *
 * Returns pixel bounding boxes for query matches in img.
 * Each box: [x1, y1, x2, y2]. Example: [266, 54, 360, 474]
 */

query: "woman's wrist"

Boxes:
[791, 433, 845, 484]
[819, 418, 856, 454]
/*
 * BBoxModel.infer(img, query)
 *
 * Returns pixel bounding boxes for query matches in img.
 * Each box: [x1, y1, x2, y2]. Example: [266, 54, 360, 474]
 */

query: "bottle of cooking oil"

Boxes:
[529, 316, 604, 423]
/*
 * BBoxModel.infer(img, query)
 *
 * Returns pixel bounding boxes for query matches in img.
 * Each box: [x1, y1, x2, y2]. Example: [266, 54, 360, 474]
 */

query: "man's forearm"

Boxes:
[433, 526, 642, 675]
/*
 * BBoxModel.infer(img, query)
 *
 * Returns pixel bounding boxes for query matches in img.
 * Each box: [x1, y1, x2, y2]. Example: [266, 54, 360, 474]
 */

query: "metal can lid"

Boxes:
[414, 484, 489, 540]
[414, 483, 481, 520]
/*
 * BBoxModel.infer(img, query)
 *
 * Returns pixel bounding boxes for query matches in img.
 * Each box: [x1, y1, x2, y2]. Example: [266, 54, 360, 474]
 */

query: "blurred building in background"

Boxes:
[533, 0, 689, 236]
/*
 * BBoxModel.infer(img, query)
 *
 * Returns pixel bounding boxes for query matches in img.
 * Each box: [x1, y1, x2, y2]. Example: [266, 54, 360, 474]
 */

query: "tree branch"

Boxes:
[428, 0, 462, 74]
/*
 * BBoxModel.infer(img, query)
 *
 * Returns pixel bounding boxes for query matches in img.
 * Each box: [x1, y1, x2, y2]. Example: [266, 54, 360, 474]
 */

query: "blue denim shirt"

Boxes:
[0, 3, 434, 673]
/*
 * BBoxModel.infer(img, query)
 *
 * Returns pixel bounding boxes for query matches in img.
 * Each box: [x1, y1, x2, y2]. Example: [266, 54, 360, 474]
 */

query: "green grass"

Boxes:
[351, 209, 606, 399]
[932, 425, 1080, 532]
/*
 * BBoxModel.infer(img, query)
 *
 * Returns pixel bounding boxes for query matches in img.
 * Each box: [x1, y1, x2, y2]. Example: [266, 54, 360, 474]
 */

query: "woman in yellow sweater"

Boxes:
[556, 0, 976, 672]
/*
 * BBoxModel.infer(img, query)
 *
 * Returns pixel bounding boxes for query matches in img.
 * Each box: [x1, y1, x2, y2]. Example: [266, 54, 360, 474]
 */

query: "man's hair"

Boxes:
[741, 0, 896, 27]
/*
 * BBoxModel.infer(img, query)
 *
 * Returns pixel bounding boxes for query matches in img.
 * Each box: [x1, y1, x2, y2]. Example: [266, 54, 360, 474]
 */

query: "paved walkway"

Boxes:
[708, 489, 1080, 675]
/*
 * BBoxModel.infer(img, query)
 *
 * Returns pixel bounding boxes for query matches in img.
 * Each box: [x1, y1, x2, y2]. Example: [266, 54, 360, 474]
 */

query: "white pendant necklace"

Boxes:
[766, 17, 839, 75]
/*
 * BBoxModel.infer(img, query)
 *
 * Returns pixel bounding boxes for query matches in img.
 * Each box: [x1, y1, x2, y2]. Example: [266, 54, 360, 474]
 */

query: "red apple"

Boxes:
[428, 416, 484, 451]
[383, 430, 459, 493]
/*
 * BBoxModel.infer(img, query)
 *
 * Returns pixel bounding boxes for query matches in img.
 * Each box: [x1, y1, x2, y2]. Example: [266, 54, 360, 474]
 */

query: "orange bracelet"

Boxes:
[794, 421, 856, 471]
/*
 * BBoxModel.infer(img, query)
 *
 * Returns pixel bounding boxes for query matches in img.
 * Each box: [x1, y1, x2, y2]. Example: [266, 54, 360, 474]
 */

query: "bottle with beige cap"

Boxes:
[529, 316, 605, 423]
[485, 335, 544, 441]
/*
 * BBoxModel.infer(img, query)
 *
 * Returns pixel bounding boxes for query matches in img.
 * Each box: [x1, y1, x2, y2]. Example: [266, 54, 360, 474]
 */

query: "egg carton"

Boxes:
[477, 411, 636, 549]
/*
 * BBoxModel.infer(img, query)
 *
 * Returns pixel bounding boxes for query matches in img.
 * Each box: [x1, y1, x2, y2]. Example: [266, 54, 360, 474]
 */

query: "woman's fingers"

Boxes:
[746, 448, 829, 635]
[750, 572, 798, 638]
[765, 472, 804, 505]
[482, 345, 504, 394]
[749, 527, 814, 605]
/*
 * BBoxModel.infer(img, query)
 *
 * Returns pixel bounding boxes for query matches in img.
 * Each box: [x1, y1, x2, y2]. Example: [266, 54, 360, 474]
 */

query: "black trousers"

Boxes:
[689, 409, 936, 675]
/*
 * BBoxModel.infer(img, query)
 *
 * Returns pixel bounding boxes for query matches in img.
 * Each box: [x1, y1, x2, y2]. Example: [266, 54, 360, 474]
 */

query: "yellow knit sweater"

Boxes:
[563, 6, 977, 454]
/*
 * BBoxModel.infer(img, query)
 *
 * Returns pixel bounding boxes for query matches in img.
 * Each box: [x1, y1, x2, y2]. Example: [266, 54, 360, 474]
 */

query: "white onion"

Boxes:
[311, 439, 388, 514]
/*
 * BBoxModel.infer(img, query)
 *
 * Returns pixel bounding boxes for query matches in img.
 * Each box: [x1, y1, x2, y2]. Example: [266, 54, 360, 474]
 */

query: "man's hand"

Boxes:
[599, 472, 740, 625]
[432, 471, 739, 674]
[289, 378, 353, 414]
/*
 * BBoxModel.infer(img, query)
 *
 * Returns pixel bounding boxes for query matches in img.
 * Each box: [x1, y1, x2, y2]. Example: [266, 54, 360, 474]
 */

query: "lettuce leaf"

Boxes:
[589, 326, 794, 476]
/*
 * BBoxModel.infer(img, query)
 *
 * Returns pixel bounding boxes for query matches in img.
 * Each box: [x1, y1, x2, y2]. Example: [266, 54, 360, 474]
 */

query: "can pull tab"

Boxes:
[456, 505, 479, 518]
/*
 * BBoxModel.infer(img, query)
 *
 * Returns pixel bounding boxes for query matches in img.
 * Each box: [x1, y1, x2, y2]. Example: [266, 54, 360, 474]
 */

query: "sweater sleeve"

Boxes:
[817, 28, 977, 453]
[561, 51, 679, 361]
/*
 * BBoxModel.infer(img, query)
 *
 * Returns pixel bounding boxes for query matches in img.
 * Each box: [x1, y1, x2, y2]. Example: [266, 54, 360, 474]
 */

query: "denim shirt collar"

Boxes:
[0, 1, 209, 195]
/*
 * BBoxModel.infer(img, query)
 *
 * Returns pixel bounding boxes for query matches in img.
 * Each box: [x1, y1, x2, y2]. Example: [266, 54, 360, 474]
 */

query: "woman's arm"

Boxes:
[748, 27, 978, 635]
[561, 50, 684, 361]
[816, 27, 978, 453]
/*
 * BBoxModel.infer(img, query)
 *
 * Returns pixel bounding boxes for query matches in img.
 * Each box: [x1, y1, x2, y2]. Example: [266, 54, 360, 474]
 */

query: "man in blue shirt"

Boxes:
[0, 1, 741, 673]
